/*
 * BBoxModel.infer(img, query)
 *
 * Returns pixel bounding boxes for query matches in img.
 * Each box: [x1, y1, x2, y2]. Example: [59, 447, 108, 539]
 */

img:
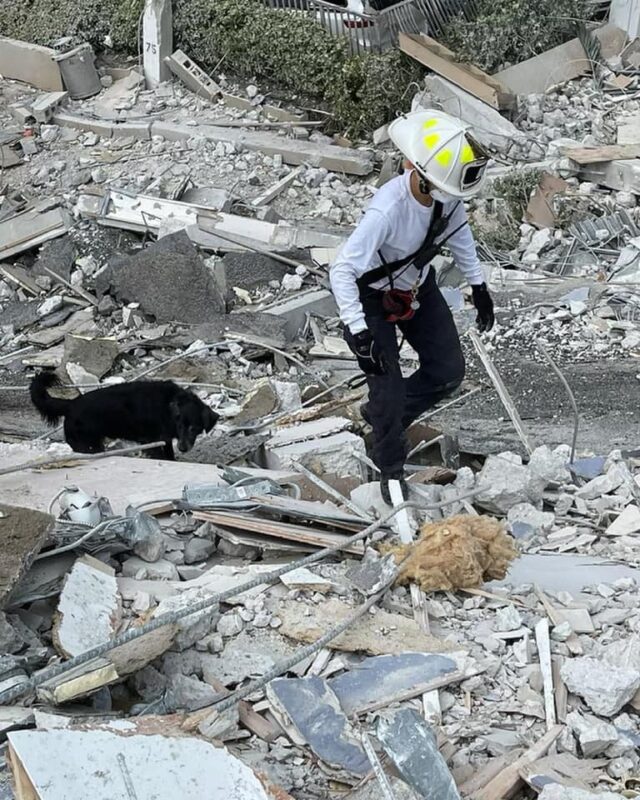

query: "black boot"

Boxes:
[380, 471, 409, 506]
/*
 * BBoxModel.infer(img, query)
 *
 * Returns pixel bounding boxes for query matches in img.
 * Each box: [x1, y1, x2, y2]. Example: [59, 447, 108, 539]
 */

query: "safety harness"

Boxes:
[356, 200, 467, 322]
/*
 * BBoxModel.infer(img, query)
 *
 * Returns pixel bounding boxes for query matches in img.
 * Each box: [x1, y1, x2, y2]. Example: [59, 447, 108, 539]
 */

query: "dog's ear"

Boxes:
[202, 406, 219, 432]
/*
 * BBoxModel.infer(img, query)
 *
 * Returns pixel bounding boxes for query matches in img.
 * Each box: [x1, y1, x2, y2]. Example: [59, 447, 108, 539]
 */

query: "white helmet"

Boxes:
[388, 110, 489, 199]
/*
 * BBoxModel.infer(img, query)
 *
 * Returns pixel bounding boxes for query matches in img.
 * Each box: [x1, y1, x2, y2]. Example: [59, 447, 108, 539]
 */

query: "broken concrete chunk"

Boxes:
[566, 710, 619, 757]
[561, 656, 640, 716]
[183, 536, 216, 564]
[268, 677, 369, 775]
[475, 453, 544, 514]
[280, 568, 332, 593]
[377, 708, 461, 800]
[234, 379, 278, 424]
[508, 503, 555, 538]
[606, 504, 640, 536]
[165, 672, 217, 712]
[62, 334, 119, 379]
[121, 557, 179, 581]
[575, 462, 630, 500]
[53, 556, 121, 658]
[0, 504, 54, 608]
[494, 605, 523, 632]
[347, 550, 398, 596]
[97, 231, 225, 324]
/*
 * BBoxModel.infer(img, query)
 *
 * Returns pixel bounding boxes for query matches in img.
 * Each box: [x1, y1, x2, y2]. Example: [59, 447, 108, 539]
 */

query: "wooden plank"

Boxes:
[534, 618, 556, 732]
[551, 656, 567, 723]
[206, 676, 282, 742]
[561, 144, 640, 164]
[475, 726, 563, 800]
[399, 33, 513, 110]
[193, 510, 364, 555]
[7, 742, 39, 800]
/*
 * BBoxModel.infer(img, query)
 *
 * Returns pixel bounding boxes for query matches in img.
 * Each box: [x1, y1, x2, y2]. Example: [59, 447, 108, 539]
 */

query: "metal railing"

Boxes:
[264, 0, 479, 54]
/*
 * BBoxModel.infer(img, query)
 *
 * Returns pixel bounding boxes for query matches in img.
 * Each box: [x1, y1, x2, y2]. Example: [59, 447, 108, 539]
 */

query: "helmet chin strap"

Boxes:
[416, 170, 431, 196]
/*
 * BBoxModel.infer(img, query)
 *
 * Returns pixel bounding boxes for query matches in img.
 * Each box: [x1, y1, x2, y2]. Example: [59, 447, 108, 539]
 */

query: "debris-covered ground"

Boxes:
[1, 9, 640, 800]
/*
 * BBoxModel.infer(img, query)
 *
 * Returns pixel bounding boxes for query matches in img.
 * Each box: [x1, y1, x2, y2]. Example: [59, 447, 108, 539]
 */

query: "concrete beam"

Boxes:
[0, 38, 63, 91]
[578, 158, 640, 194]
[142, 0, 173, 87]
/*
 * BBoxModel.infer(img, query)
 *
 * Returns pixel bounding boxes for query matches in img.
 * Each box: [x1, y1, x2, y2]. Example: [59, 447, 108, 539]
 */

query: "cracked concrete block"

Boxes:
[53, 556, 120, 659]
[265, 430, 366, 480]
[566, 711, 619, 757]
[0, 38, 63, 91]
[475, 452, 544, 514]
[262, 288, 338, 340]
[0, 504, 54, 608]
[561, 656, 640, 716]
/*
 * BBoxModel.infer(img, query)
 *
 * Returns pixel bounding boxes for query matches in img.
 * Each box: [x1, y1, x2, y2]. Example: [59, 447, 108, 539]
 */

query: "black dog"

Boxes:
[30, 372, 218, 460]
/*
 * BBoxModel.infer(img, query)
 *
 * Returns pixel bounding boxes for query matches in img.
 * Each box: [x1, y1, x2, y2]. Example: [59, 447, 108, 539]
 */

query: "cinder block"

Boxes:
[165, 50, 221, 102]
[0, 38, 63, 91]
[9, 105, 34, 125]
[51, 113, 114, 137]
[262, 288, 337, 340]
[31, 91, 68, 123]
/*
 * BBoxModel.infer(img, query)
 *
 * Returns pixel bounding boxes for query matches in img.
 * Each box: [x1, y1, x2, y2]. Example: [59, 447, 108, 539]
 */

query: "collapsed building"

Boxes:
[0, 1, 640, 797]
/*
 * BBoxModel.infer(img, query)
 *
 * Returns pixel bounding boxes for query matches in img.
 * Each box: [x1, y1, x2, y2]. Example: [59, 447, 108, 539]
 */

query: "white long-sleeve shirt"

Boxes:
[329, 171, 484, 333]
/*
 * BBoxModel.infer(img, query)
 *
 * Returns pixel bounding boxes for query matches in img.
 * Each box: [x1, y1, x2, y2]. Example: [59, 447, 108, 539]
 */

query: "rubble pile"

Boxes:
[1, 11, 640, 800]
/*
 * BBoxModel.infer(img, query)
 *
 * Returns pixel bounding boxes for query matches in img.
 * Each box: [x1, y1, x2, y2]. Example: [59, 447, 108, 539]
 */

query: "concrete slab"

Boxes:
[0, 450, 226, 516]
[495, 24, 627, 95]
[53, 556, 120, 658]
[7, 728, 290, 799]
[491, 553, 640, 593]
[0, 38, 63, 91]
[0, 504, 53, 608]
[417, 76, 521, 152]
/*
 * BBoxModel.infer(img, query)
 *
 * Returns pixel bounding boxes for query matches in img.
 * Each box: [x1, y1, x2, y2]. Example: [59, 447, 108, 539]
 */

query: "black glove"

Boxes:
[471, 283, 495, 332]
[348, 329, 386, 376]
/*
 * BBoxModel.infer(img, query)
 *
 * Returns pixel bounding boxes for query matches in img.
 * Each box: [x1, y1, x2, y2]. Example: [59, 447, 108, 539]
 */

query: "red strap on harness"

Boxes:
[382, 289, 416, 322]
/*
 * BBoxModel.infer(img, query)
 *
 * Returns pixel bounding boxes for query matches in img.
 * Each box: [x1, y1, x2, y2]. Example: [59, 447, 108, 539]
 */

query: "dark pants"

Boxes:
[347, 269, 465, 474]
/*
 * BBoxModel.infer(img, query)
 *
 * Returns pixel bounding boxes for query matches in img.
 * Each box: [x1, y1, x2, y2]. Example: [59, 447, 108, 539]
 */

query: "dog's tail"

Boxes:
[29, 372, 70, 426]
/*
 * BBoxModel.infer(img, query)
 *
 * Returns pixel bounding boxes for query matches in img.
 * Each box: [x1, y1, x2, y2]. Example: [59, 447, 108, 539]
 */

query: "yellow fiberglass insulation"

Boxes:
[383, 515, 518, 592]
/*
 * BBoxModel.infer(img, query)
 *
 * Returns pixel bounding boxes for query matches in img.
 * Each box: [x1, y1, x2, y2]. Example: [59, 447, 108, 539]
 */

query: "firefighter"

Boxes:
[329, 109, 495, 504]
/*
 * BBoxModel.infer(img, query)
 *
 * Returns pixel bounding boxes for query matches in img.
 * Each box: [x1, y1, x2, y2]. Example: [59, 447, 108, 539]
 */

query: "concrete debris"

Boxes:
[97, 230, 225, 324]
[0, 504, 53, 607]
[377, 708, 461, 800]
[384, 515, 518, 592]
[560, 657, 640, 717]
[2, 16, 640, 798]
[52, 556, 120, 658]
[7, 728, 292, 799]
[475, 453, 546, 514]
[279, 596, 455, 656]
[267, 677, 370, 775]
